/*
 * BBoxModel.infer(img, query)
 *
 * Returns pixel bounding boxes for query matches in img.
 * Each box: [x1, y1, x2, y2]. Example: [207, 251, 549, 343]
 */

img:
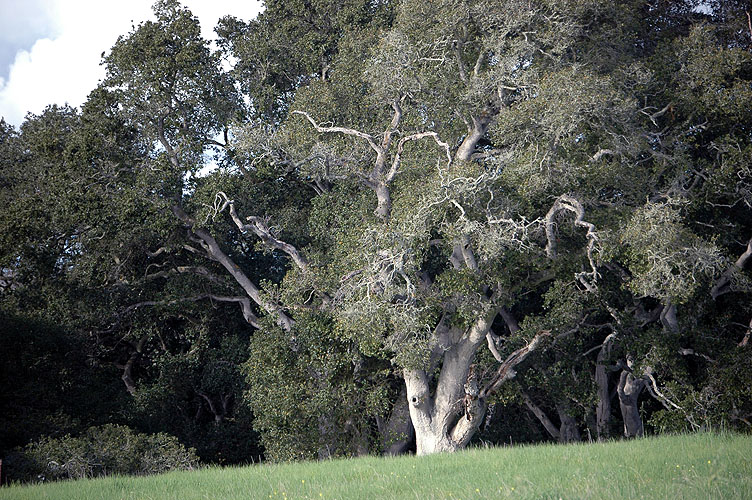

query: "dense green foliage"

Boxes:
[6, 424, 198, 483]
[1, 0, 751, 482]
[2, 433, 751, 499]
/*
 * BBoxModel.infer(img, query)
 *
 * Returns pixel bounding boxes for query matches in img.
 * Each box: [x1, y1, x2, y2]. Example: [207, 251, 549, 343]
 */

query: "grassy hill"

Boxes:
[1, 433, 750, 499]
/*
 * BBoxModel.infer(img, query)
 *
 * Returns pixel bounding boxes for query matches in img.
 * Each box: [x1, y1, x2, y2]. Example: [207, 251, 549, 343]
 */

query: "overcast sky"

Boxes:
[0, 0, 262, 127]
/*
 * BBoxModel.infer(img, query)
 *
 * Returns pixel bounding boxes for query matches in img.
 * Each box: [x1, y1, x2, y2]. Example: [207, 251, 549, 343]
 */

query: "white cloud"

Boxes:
[0, 0, 262, 126]
[0, 0, 59, 79]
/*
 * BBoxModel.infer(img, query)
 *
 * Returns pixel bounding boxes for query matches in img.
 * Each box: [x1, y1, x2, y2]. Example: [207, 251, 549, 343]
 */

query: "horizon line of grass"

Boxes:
[1, 431, 750, 499]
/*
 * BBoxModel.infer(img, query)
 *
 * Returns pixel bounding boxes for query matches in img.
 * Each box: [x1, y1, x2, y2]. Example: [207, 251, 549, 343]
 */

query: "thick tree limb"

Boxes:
[455, 113, 493, 163]
[386, 132, 452, 183]
[499, 306, 520, 334]
[146, 246, 170, 258]
[294, 107, 449, 221]
[595, 332, 618, 440]
[292, 110, 382, 156]
[589, 149, 614, 162]
[486, 332, 504, 362]
[114, 337, 147, 395]
[545, 195, 600, 291]
[214, 192, 309, 273]
[711, 236, 752, 299]
[122, 294, 260, 329]
[617, 366, 645, 437]
[172, 205, 293, 331]
[521, 391, 561, 440]
[480, 330, 552, 398]
[382, 98, 404, 152]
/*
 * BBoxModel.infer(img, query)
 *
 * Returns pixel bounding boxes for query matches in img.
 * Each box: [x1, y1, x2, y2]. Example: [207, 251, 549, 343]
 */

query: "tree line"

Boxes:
[1, 0, 751, 479]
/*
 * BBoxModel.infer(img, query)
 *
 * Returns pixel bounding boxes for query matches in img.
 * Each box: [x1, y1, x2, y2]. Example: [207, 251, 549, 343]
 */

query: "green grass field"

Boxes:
[1, 433, 750, 499]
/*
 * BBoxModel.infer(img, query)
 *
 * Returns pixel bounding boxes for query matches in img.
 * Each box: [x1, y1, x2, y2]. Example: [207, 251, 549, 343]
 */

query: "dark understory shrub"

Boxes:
[8, 424, 198, 482]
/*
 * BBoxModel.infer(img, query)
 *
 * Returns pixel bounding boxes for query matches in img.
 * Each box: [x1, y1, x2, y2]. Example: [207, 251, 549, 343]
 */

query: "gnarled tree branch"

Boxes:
[545, 194, 600, 291]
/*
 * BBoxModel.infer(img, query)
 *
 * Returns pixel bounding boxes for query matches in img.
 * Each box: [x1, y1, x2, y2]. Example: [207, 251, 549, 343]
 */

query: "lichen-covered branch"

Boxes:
[214, 191, 309, 273]
[545, 194, 600, 291]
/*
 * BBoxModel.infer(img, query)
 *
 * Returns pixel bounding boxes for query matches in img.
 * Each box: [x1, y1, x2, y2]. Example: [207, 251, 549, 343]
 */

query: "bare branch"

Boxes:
[640, 102, 673, 127]
[121, 294, 260, 329]
[207, 295, 261, 328]
[146, 246, 170, 258]
[387, 132, 452, 183]
[172, 205, 293, 331]
[486, 332, 504, 362]
[382, 98, 404, 151]
[292, 110, 382, 156]
[711, 236, 752, 299]
[545, 194, 600, 291]
[481, 330, 552, 398]
[521, 391, 561, 440]
[214, 192, 309, 273]
[678, 348, 714, 362]
[499, 307, 520, 334]
[644, 371, 682, 411]
[589, 149, 615, 162]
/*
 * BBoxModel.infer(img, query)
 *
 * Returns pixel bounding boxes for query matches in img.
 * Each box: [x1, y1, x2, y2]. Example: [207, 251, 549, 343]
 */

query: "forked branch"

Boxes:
[292, 110, 382, 156]
[481, 329, 551, 398]
[214, 192, 309, 273]
[545, 195, 600, 291]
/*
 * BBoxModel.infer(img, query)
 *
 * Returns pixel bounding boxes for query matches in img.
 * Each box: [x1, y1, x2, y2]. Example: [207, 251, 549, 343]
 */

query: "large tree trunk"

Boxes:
[617, 369, 645, 438]
[374, 182, 392, 220]
[403, 313, 550, 455]
[403, 313, 493, 455]
[404, 369, 459, 454]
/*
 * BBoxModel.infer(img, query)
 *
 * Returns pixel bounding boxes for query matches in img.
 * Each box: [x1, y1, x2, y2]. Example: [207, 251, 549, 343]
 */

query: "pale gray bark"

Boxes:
[711, 236, 752, 299]
[522, 392, 560, 440]
[293, 107, 450, 221]
[404, 318, 550, 455]
[617, 368, 645, 438]
[172, 205, 294, 331]
[455, 114, 492, 163]
[155, 121, 293, 331]
[544, 195, 599, 291]
[217, 193, 309, 273]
